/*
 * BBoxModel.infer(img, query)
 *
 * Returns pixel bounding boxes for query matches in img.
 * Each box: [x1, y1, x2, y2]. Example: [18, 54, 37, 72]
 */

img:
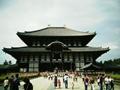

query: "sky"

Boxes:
[0, 0, 120, 64]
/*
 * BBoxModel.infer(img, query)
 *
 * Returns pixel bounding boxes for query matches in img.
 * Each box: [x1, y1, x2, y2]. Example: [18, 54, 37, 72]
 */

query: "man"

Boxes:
[63, 74, 69, 88]
[13, 74, 20, 90]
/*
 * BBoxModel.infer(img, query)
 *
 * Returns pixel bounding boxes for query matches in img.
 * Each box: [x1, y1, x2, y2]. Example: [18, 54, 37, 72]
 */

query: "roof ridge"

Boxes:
[17, 26, 96, 37]
[18, 27, 66, 33]
[47, 26, 65, 28]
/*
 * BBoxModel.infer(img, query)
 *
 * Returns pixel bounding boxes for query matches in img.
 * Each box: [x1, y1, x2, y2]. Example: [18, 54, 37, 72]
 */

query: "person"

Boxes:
[63, 74, 69, 88]
[23, 77, 33, 90]
[73, 73, 78, 82]
[90, 76, 95, 90]
[57, 79, 61, 88]
[84, 75, 89, 90]
[99, 74, 104, 90]
[104, 76, 109, 90]
[108, 76, 114, 90]
[9, 75, 15, 90]
[13, 74, 20, 90]
[54, 75, 58, 88]
[110, 78, 114, 90]
[4, 77, 9, 90]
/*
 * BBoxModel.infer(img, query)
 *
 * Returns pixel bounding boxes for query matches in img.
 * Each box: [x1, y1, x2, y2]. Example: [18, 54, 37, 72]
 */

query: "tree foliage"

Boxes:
[3, 60, 8, 65]
[97, 58, 120, 66]
[3, 60, 12, 65]
[104, 58, 120, 66]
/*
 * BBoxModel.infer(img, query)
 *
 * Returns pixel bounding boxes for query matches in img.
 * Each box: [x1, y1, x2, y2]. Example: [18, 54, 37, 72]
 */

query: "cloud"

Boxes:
[102, 43, 119, 49]
[0, 0, 120, 63]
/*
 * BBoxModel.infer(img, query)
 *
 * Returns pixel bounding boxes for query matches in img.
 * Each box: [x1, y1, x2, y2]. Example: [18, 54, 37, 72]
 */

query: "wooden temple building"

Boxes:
[3, 27, 109, 72]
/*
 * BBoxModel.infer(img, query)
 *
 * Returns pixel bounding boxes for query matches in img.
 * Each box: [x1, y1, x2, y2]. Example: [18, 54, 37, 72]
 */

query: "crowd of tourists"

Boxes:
[3, 71, 115, 90]
[82, 74, 114, 90]
[46, 71, 115, 90]
[3, 73, 33, 90]
[4, 74, 20, 90]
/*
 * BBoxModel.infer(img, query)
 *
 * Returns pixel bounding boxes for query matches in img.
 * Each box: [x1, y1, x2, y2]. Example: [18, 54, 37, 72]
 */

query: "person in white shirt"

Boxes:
[104, 76, 109, 90]
[108, 76, 114, 90]
[4, 77, 9, 90]
[63, 74, 69, 88]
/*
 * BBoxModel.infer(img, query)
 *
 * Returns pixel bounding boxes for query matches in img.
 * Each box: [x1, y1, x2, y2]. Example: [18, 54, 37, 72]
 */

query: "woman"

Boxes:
[84, 75, 89, 90]
[90, 77, 95, 90]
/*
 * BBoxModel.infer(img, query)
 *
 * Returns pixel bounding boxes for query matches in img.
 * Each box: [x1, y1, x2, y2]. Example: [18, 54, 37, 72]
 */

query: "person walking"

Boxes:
[99, 74, 104, 90]
[13, 74, 20, 90]
[84, 75, 89, 90]
[23, 77, 33, 90]
[3, 77, 9, 90]
[90, 76, 95, 90]
[108, 76, 114, 90]
[110, 78, 114, 90]
[104, 76, 109, 90]
[57, 79, 61, 88]
[54, 75, 58, 88]
[63, 74, 69, 88]
[9, 75, 15, 90]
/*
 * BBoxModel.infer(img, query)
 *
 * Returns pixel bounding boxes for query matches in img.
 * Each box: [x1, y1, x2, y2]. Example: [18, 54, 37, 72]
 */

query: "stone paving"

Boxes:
[19, 77, 53, 90]
[19, 76, 120, 90]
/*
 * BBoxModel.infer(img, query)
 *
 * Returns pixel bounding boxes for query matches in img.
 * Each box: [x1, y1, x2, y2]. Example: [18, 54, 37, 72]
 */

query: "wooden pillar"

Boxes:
[34, 55, 39, 72]
[29, 55, 33, 72]
[80, 53, 84, 68]
[75, 53, 80, 71]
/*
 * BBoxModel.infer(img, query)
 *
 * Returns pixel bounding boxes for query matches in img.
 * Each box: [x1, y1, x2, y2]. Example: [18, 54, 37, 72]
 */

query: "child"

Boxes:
[57, 79, 61, 88]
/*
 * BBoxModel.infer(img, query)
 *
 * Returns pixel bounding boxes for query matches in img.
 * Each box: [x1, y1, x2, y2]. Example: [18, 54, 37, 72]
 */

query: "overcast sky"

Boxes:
[0, 0, 120, 64]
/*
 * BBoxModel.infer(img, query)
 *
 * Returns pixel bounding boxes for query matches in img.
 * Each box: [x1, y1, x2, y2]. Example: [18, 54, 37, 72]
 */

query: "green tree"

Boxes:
[3, 60, 8, 65]
[8, 60, 12, 65]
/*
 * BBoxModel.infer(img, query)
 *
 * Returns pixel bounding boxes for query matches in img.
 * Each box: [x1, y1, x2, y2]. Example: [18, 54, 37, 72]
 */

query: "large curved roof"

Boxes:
[17, 27, 96, 36]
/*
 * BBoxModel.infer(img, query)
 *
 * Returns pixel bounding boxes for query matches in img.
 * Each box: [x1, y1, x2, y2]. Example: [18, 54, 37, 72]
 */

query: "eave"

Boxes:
[17, 32, 96, 47]
[3, 46, 109, 57]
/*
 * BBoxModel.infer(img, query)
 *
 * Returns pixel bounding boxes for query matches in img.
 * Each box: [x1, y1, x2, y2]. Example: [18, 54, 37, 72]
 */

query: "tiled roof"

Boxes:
[17, 27, 95, 36]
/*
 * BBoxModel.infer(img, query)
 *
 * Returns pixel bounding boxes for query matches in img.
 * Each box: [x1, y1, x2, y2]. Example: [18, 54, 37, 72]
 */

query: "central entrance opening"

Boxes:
[51, 62, 63, 71]
[46, 41, 75, 71]
[51, 51, 63, 71]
